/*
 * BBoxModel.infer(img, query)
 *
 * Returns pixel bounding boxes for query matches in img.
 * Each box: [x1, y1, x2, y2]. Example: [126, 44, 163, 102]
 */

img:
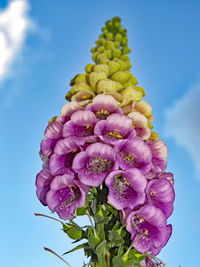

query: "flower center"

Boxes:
[84, 125, 94, 136]
[107, 131, 123, 139]
[112, 174, 130, 199]
[132, 215, 149, 240]
[120, 151, 134, 165]
[96, 109, 110, 120]
[87, 157, 113, 173]
[59, 185, 80, 209]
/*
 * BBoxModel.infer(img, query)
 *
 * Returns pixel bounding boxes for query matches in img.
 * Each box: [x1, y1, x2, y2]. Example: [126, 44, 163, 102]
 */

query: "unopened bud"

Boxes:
[111, 71, 132, 84]
[96, 79, 117, 94]
[120, 86, 143, 106]
[89, 72, 107, 90]
[93, 64, 109, 76]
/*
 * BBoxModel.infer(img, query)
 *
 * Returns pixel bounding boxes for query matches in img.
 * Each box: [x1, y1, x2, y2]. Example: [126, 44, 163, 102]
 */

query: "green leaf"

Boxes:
[76, 206, 87, 216]
[108, 229, 125, 247]
[95, 240, 109, 267]
[63, 243, 88, 255]
[62, 223, 83, 240]
[88, 227, 101, 249]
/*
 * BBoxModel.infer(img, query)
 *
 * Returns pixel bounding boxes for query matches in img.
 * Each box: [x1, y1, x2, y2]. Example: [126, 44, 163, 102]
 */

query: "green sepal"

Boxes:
[62, 223, 84, 240]
[63, 243, 89, 255]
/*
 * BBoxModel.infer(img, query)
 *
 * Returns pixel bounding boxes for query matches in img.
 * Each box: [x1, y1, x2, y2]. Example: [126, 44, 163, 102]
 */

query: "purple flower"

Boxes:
[146, 178, 175, 218]
[150, 224, 172, 256]
[35, 169, 54, 206]
[145, 139, 168, 179]
[114, 139, 152, 175]
[63, 110, 97, 145]
[72, 142, 118, 186]
[86, 94, 123, 119]
[94, 113, 136, 145]
[158, 172, 174, 186]
[148, 140, 168, 160]
[126, 204, 167, 254]
[40, 121, 63, 160]
[46, 170, 89, 220]
[105, 168, 147, 210]
[48, 138, 80, 176]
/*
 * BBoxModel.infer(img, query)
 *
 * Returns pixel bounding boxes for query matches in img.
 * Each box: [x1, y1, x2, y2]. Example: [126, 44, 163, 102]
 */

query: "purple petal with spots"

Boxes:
[46, 170, 89, 220]
[126, 204, 167, 254]
[72, 142, 118, 187]
[94, 113, 135, 145]
[105, 168, 147, 210]
[62, 110, 97, 145]
[146, 178, 175, 218]
[35, 169, 54, 206]
[115, 139, 152, 175]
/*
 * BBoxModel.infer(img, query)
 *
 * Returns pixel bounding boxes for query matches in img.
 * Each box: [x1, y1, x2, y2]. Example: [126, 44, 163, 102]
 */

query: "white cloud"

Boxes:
[0, 0, 30, 81]
[164, 77, 200, 179]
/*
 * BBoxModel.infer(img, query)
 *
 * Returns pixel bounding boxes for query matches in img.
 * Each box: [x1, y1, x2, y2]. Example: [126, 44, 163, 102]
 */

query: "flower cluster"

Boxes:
[36, 93, 174, 257]
[36, 17, 175, 266]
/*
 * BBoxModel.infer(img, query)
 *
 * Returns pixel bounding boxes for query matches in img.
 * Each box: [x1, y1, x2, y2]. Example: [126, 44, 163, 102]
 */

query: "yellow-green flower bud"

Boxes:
[114, 33, 123, 43]
[92, 52, 98, 63]
[105, 32, 113, 41]
[85, 63, 94, 74]
[120, 54, 130, 61]
[105, 40, 115, 50]
[111, 71, 132, 84]
[89, 72, 107, 90]
[125, 61, 132, 70]
[102, 27, 108, 34]
[150, 131, 160, 141]
[123, 81, 135, 88]
[96, 79, 117, 94]
[90, 47, 96, 53]
[112, 17, 121, 23]
[71, 82, 93, 95]
[120, 86, 143, 106]
[65, 90, 73, 101]
[97, 46, 105, 53]
[93, 64, 109, 76]
[134, 86, 145, 97]
[122, 47, 131, 54]
[70, 73, 88, 86]
[114, 41, 120, 48]
[114, 59, 127, 71]
[99, 34, 104, 39]
[97, 53, 108, 64]
[112, 48, 121, 58]
[134, 100, 152, 116]
[129, 75, 138, 85]
[48, 116, 57, 124]
[99, 38, 106, 46]
[121, 37, 128, 45]
[115, 81, 123, 92]
[104, 49, 112, 59]
[107, 61, 121, 75]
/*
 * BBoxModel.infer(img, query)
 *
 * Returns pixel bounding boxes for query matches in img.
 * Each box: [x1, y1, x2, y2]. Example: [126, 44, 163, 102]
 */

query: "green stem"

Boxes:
[34, 213, 69, 227]
[44, 247, 72, 267]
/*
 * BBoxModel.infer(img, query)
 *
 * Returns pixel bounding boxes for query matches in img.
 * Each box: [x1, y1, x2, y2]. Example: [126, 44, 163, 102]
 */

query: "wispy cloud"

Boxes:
[164, 77, 200, 179]
[0, 0, 30, 81]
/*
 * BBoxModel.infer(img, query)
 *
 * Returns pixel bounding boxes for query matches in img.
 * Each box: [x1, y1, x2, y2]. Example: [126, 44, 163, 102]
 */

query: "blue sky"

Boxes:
[0, 0, 200, 266]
